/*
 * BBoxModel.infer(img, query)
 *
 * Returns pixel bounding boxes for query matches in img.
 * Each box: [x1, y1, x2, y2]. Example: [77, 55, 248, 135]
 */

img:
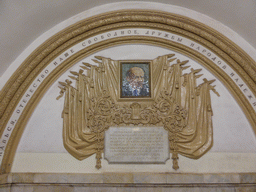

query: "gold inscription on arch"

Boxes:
[1, 28, 255, 165]
[0, 9, 255, 173]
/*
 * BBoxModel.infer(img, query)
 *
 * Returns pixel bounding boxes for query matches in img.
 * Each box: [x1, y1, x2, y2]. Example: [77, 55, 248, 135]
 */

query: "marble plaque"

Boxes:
[104, 127, 169, 163]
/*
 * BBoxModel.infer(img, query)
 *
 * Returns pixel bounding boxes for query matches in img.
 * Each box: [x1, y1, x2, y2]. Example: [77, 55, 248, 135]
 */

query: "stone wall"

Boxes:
[0, 173, 256, 191]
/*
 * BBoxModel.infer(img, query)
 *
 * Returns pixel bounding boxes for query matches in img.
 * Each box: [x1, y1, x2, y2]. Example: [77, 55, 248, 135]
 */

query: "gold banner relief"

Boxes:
[57, 54, 219, 170]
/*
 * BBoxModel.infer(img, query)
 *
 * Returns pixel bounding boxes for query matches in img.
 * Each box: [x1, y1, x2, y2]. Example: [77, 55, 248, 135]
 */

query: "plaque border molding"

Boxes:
[0, 10, 256, 173]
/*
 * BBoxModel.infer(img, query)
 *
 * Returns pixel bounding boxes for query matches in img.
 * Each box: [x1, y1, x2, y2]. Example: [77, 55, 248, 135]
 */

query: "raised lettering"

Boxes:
[248, 95, 253, 99]
[105, 127, 169, 163]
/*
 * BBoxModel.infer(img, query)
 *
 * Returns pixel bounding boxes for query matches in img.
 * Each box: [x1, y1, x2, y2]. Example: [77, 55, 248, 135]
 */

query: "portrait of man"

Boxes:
[121, 62, 151, 97]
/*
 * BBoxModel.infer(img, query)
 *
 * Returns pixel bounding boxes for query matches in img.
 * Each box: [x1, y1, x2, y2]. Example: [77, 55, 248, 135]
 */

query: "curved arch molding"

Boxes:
[0, 10, 256, 173]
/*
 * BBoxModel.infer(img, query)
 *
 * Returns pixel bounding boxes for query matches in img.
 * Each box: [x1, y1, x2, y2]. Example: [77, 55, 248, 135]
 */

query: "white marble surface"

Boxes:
[105, 127, 169, 163]
[2, 171, 256, 191]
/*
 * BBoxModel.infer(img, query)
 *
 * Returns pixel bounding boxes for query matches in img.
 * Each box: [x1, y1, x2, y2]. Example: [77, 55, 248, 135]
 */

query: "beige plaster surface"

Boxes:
[11, 152, 256, 173]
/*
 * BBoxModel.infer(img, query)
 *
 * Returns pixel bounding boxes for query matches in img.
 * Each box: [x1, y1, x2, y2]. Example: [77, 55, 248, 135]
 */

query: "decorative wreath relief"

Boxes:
[57, 54, 219, 170]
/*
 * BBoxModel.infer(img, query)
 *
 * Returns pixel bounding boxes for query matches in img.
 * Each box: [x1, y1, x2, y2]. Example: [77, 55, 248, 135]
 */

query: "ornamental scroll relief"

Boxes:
[57, 54, 219, 170]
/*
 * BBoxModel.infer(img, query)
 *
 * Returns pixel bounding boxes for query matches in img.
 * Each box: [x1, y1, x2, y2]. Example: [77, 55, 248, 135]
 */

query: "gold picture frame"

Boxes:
[119, 60, 153, 101]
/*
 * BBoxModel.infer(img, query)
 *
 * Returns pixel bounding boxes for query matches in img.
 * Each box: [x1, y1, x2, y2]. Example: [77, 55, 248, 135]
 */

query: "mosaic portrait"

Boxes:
[120, 62, 151, 98]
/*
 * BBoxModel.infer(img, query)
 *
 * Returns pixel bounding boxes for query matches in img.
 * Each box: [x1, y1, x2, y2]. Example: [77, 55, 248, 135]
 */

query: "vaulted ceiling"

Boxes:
[1, 0, 256, 78]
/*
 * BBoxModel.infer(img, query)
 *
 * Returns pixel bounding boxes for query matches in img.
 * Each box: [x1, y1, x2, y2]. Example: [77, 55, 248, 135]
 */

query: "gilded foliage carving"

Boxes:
[57, 54, 219, 169]
[88, 90, 187, 130]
